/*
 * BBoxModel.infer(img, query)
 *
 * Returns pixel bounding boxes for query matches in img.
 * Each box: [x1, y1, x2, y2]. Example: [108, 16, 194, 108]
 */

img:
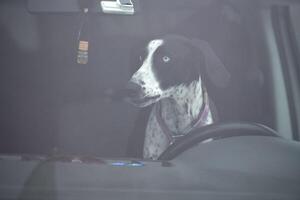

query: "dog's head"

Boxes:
[126, 35, 230, 107]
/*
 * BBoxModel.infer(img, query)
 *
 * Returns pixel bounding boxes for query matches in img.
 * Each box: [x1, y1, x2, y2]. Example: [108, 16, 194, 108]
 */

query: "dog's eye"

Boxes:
[162, 56, 170, 63]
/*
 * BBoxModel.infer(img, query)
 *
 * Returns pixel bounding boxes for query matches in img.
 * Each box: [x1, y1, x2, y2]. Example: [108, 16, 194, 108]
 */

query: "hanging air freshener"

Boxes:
[77, 40, 89, 64]
[77, 8, 89, 64]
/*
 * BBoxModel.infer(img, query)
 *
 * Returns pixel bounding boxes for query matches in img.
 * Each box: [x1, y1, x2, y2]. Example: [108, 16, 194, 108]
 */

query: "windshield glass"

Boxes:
[0, 0, 299, 159]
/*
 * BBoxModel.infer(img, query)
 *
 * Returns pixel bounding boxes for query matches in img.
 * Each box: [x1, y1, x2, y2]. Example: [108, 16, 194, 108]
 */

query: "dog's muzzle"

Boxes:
[124, 81, 160, 107]
[125, 81, 143, 98]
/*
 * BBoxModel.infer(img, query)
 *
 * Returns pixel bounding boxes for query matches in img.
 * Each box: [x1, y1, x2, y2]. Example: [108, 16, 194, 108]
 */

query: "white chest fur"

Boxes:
[143, 81, 213, 160]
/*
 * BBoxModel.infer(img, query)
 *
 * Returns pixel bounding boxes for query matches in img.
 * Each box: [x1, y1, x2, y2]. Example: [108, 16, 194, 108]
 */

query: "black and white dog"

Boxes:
[126, 35, 230, 160]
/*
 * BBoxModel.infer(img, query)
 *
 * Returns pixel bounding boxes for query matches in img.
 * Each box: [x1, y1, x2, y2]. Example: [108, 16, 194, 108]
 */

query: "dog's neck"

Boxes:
[159, 79, 210, 134]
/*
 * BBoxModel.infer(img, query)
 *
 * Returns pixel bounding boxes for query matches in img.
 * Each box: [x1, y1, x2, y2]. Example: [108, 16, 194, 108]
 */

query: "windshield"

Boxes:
[0, 0, 299, 159]
[1, 1, 300, 200]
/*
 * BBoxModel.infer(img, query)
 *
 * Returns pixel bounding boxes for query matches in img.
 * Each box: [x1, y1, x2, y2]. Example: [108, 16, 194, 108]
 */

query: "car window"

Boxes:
[0, 0, 299, 159]
[290, 5, 300, 53]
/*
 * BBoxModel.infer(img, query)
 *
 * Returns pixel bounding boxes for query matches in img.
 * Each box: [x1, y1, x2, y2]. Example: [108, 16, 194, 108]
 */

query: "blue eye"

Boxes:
[162, 56, 170, 63]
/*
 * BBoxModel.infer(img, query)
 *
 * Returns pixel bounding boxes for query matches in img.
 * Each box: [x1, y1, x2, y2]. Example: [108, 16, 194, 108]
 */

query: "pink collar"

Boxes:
[155, 88, 210, 145]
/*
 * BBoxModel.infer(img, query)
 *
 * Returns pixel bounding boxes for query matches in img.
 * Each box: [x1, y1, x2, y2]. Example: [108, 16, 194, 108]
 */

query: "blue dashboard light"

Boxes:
[111, 161, 144, 167]
[111, 162, 126, 166]
[128, 162, 144, 167]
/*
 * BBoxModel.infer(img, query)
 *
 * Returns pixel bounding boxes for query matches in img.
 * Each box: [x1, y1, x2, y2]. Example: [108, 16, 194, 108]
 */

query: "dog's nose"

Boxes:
[125, 81, 143, 98]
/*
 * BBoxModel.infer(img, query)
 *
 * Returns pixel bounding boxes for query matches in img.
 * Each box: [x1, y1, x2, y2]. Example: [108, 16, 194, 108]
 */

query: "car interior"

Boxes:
[0, 0, 285, 158]
[1, 0, 300, 199]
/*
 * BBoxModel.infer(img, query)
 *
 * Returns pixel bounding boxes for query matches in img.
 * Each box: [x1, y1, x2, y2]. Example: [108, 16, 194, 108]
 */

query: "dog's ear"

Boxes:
[191, 39, 230, 88]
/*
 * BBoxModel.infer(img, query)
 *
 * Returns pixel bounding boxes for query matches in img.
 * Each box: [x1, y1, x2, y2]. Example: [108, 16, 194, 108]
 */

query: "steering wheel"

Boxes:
[158, 122, 279, 160]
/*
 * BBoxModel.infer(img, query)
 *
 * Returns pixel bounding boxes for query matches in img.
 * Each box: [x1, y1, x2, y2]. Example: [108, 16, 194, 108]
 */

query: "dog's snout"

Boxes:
[139, 80, 145, 86]
[127, 81, 142, 91]
[126, 81, 143, 98]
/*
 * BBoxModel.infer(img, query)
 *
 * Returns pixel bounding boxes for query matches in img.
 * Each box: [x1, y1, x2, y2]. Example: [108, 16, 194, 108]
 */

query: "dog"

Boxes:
[125, 35, 230, 160]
